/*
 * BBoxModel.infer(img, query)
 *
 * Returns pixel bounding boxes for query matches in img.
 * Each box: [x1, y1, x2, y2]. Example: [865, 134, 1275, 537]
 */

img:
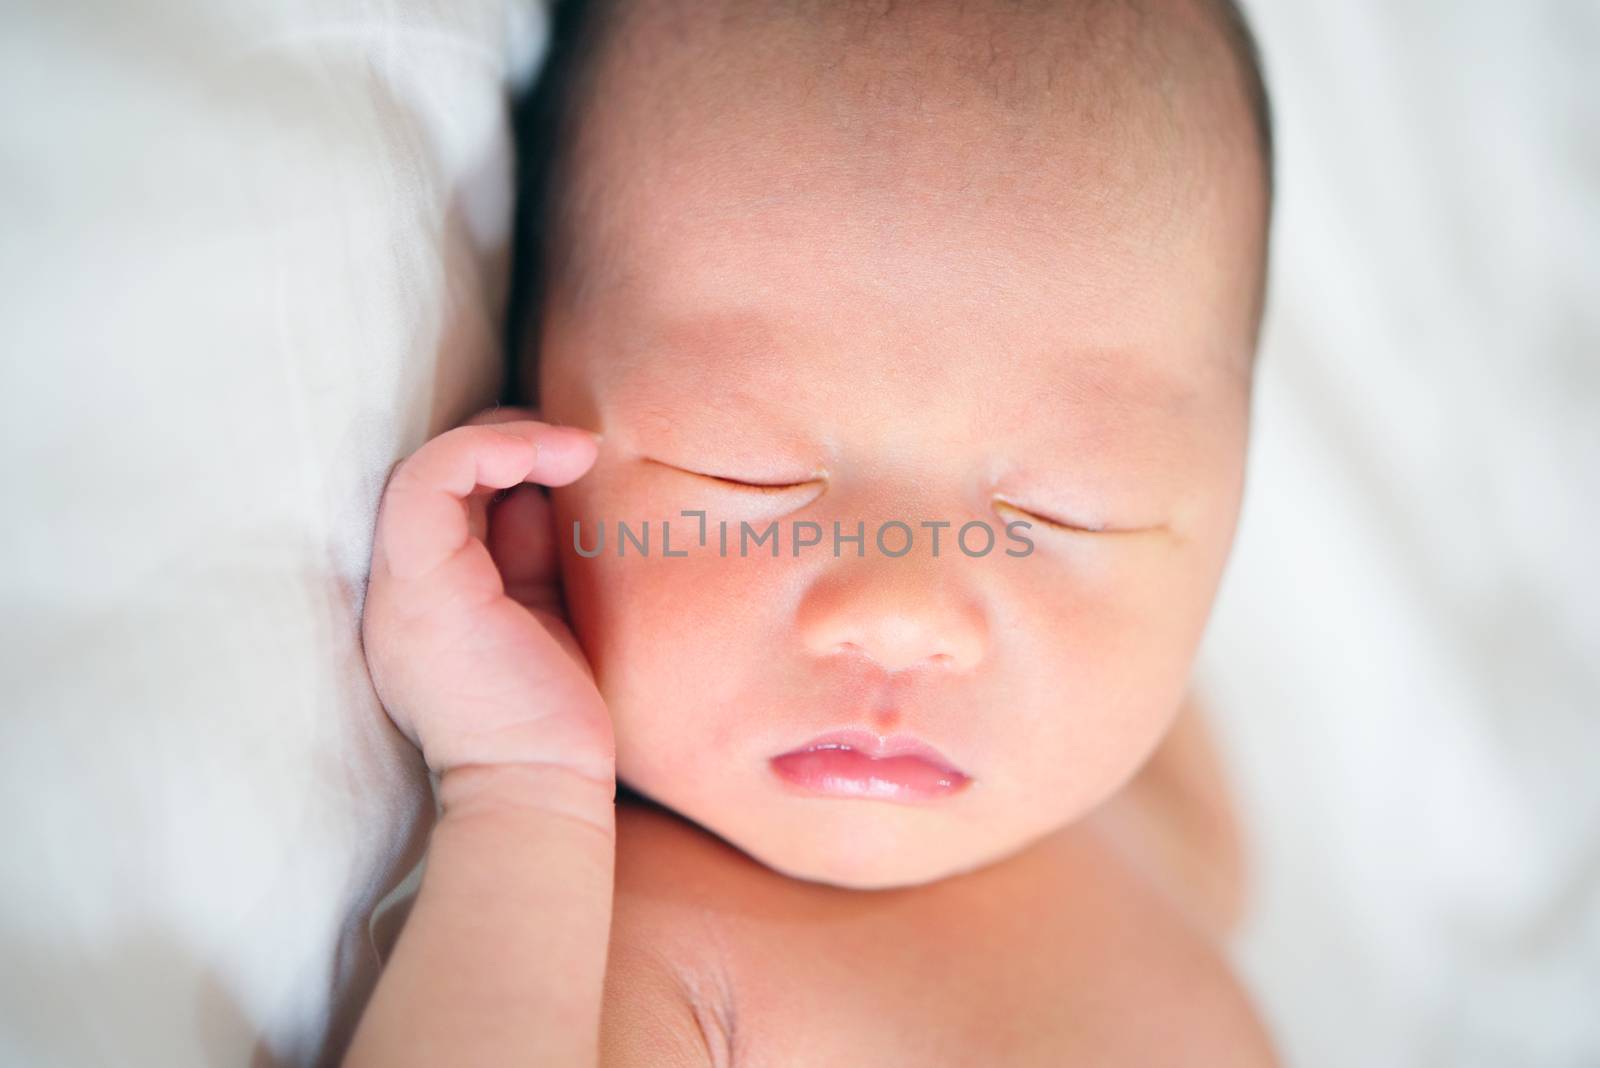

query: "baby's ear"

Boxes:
[465, 404, 542, 427]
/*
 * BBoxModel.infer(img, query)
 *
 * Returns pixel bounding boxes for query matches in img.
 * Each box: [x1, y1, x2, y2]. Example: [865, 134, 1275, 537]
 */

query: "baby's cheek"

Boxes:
[997, 550, 1200, 800]
[558, 511, 799, 714]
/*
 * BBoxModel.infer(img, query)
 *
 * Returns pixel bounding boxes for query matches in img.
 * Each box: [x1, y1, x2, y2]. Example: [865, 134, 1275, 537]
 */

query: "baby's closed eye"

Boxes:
[645, 457, 824, 494]
[991, 495, 1169, 536]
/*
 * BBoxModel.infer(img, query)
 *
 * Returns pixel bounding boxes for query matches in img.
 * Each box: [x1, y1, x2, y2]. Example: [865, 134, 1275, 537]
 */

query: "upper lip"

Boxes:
[774, 728, 967, 774]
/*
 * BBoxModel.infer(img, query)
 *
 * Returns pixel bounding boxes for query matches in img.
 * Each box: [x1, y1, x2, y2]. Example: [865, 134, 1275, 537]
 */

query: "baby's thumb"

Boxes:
[488, 483, 561, 611]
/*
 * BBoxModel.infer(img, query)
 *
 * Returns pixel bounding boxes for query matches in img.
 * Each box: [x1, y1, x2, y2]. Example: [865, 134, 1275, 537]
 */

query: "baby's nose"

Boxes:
[798, 563, 987, 675]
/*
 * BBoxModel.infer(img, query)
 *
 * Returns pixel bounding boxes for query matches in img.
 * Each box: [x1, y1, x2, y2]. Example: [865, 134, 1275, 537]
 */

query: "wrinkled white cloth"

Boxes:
[1202, 3, 1600, 1065]
[0, 2, 541, 1064]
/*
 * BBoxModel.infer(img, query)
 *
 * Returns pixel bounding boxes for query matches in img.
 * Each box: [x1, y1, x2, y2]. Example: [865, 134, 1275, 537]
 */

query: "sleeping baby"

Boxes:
[346, 0, 1278, 1062]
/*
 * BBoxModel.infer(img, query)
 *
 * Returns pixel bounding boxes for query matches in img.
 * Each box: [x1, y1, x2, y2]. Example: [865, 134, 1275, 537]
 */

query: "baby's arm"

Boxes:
[343, 414, 616, 1067]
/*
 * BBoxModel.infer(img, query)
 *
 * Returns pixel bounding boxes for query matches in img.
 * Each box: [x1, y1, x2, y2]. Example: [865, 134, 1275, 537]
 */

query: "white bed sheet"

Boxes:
[1201, 3, 1600, 1065]
[0, 1, 542, 1064]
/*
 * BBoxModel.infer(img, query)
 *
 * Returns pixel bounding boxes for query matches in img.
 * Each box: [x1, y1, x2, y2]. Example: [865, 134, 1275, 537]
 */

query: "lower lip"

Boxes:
[769, 744, 971, 802]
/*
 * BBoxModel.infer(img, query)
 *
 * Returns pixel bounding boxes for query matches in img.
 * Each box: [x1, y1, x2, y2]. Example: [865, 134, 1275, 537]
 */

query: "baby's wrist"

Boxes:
[435, 761, 617, 840]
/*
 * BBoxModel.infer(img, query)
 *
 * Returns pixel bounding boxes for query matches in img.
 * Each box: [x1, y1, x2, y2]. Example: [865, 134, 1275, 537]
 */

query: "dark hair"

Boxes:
[502, 0, 1275, 399]
[503, 0, 616, 403]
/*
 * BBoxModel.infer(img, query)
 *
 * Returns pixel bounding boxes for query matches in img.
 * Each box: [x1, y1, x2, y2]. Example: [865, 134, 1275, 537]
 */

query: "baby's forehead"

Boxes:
[547, 0, 1266, 312]
[562, 0, 1263, 190]
[532, 0, 1270, 407]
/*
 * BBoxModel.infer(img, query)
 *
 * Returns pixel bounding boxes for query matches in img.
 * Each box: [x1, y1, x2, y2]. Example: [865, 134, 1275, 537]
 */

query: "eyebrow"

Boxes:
[636, 310, 792, 370]
[1048, 349, 1205, 419]
[607, 311, 813, 410]
[612, 306, 1207, 434]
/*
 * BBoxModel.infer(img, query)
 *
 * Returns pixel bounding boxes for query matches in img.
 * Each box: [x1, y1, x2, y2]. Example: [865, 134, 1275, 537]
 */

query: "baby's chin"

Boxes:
[634, 781, 1060, 891]
[748, 838, 1018, 892]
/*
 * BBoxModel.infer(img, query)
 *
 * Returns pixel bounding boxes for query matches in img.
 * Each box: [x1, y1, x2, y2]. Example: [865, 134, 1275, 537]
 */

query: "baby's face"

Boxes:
[538, 3, 1265, 888]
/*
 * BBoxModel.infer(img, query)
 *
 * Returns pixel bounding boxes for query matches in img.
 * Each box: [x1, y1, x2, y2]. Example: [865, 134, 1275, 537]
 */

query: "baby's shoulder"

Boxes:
[602, 800, 1277, 1067]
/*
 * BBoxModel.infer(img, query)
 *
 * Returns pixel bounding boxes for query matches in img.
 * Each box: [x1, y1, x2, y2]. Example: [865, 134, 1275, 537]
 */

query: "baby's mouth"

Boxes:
[768, 728, 971, 802]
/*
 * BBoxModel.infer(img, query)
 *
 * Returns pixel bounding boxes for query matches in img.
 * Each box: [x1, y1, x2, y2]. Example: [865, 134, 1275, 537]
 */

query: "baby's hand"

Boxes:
[363, 408, 612, 785]
[348, 410, 616, 1068]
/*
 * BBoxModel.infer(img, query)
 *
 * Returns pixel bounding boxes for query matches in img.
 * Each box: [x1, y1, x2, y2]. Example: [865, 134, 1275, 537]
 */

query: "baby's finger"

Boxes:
[377, 422, 599, 582]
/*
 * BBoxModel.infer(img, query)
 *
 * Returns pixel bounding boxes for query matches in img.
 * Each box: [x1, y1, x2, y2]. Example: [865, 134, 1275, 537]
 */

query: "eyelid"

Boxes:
[992, 495, 1109, 535]
[646, 457, 826, 492]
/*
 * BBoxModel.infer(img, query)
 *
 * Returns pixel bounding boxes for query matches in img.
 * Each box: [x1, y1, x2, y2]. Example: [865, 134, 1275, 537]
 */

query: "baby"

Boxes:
[347, 0, 1276, 1063]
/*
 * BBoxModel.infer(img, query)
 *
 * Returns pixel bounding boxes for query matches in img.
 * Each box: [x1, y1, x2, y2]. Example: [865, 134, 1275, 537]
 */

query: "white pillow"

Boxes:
[0, 1, 546, 1063]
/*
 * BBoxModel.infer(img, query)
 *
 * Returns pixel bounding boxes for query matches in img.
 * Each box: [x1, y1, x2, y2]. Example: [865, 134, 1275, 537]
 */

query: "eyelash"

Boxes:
[992, 497, 1106, 535]
[693, 472, 818, 493]
[649, 459, 820, 494]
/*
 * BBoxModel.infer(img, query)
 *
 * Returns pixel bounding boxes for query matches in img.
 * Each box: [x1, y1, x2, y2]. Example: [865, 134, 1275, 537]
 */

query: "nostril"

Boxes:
[830, 642, 960, 672]
[804, 597, 987, 674]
